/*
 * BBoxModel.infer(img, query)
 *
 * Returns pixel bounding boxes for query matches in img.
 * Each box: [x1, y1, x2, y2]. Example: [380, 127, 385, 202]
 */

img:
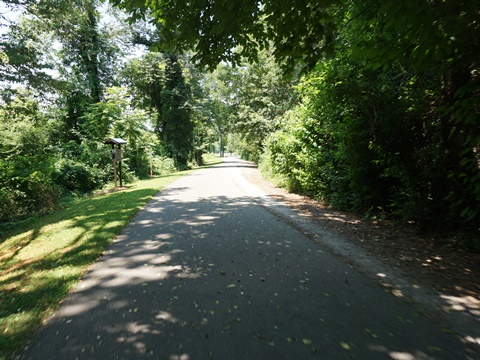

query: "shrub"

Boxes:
[0, 172, 61, 221]
[152, 156, 176, 175]
[0, 188, 26, 221]
[54, 159, 104, 193]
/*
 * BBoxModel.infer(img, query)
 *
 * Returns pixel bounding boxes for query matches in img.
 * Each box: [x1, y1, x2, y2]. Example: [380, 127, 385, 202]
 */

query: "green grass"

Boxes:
[0, 156, 222, 359]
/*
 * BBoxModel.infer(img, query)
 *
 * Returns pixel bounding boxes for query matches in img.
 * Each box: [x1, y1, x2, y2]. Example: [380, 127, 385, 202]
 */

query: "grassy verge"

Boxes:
[0, 156, 221, 359]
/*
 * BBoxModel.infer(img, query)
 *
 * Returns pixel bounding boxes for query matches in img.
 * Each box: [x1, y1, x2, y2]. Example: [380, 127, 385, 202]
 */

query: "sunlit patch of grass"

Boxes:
[0, 158, 224, 359]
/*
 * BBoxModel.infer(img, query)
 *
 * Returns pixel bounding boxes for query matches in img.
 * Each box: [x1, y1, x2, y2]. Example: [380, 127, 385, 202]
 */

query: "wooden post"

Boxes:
[112, 144, 117, 188]
[118, 145, 123, 187]
[114, 159, 118, 188]
[150, 152, 153, 177]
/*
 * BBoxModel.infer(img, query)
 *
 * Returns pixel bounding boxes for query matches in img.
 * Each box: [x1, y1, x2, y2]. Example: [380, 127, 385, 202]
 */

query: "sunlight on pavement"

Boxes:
[440, 294, 480, 313]
[388, 351, 417, 360]
[464, 336, 480, 346]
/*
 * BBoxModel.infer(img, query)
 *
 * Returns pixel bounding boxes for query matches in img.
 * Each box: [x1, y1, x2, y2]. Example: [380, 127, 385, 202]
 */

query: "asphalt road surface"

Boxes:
[22, 157, 474, 359]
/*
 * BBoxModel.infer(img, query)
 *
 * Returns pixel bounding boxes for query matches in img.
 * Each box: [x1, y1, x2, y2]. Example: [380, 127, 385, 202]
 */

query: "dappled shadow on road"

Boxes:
[238, 164, 480, 356]
[204, 163, 258, 169]
[268, 192, 480, 324]
[22, 191, 476, 359]
[202, 158, 258, 170]
[204, 156, 258, 169]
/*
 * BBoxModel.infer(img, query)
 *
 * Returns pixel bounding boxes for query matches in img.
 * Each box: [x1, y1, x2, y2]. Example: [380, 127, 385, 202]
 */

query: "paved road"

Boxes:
[23, 158, 474, 359]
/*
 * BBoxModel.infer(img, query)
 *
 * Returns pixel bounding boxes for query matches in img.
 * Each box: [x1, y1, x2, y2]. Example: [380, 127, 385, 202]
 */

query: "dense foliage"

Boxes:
[1, 0, 479, 246]
[259, 2, 479, 240]
[109, 0, 337, 72]
[0, 91, 60, 219]
[201, 52, 297, 161]
[256, 4, 476, 245]
[0, 1, 217, 222]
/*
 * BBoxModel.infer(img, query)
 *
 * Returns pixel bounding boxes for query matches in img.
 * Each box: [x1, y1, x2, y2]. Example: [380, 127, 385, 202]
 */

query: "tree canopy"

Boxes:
[109, 0, 338, 72]
[109, 1, 479, 76]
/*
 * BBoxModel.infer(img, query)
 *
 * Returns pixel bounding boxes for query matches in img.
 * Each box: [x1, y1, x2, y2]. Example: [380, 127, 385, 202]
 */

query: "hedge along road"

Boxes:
[22, 157, 473, 360]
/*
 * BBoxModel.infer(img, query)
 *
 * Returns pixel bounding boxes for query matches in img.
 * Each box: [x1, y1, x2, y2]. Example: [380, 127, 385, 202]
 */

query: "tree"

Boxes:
[110, 0, 478, 73]
[81, 86, 155, 176]
[0, 16, 58, 93]
[228, 50, 297, 161]
[109, 0, 337, 72]
[10, 0, 122, 141]
[347, 1, 480, 231]
[260, 1, 480, 239]
[160, 54, 194, 168]
[182, 54, 216, 165]
[201, 51, 297, 161]
[56, 2, 120, 141]
[201, 63, 236, 157]
[121, 52, 195, 168]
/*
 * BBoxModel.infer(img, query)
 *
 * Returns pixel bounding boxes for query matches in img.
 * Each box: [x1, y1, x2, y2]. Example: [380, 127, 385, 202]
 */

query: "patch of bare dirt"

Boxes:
[244, 166, 480, 303]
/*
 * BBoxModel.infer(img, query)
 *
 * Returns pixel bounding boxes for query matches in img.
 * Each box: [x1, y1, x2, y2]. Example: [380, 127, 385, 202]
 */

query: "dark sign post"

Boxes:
[104, 138, 127, 188]
[150, 152, 153, 177]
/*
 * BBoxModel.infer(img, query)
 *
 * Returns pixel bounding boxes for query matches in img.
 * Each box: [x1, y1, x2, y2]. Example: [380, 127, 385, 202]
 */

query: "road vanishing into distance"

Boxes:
[22, 157, 475, 359]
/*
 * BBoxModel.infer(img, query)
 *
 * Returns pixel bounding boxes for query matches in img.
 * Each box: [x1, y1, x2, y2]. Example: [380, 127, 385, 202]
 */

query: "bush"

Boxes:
[0, 172, 61, 221]
[0, 188, 26, 220]
[152, 156, 176, 175]
[26, 171, 62, 213]
[114, 160, 138, 184]
[54, 159, 104, 193]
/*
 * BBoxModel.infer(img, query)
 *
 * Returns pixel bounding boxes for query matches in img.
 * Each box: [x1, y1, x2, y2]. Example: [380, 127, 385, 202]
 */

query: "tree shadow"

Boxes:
[19, 192, 476, 359]
[205, 161, 258, 169]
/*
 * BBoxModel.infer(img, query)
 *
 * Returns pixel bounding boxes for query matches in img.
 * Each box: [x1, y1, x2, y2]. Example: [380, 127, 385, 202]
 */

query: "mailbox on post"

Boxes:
[104, 138, 127, 188]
